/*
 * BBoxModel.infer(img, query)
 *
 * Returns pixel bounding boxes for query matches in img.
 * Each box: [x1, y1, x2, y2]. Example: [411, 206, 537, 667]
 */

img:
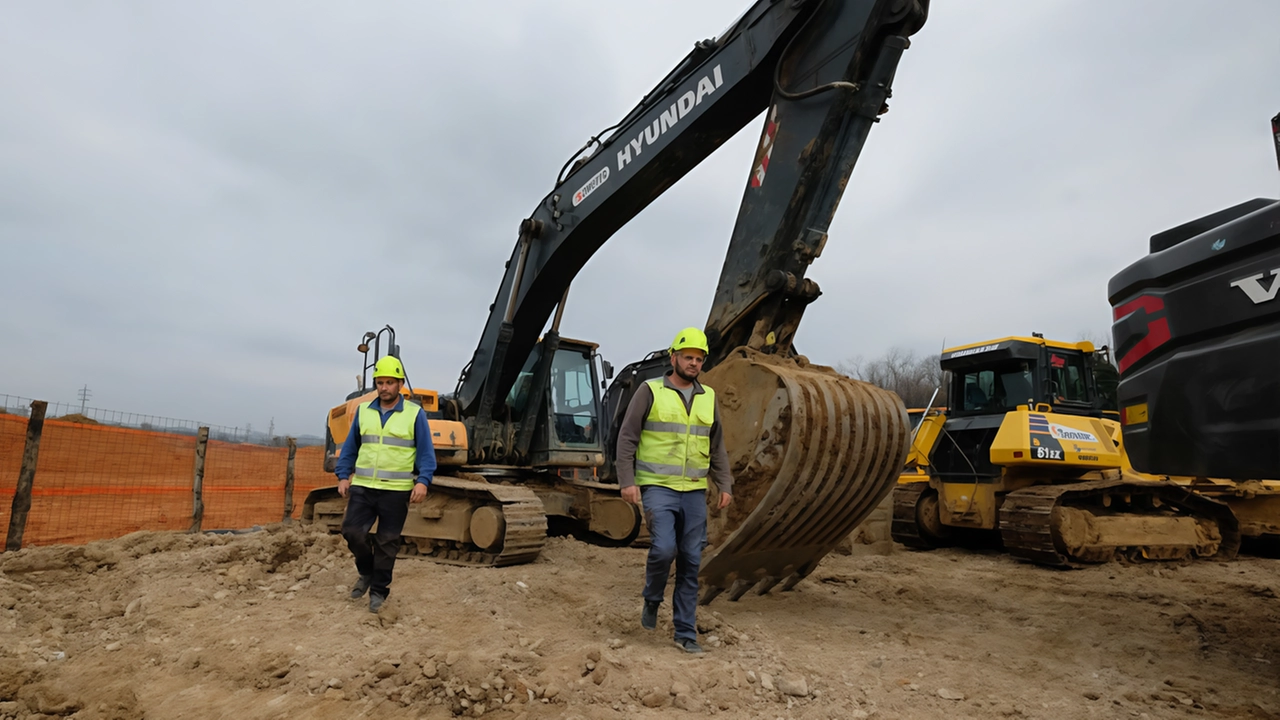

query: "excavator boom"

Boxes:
[456, 0, 928, 428]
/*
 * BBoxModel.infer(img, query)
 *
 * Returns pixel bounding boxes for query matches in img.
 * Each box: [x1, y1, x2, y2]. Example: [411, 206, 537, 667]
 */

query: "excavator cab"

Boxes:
[512, 337, 608, 468]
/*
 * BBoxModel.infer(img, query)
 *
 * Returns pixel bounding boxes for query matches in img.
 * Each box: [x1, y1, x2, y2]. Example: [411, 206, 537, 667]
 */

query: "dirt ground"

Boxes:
[1, 524, 1278, 720]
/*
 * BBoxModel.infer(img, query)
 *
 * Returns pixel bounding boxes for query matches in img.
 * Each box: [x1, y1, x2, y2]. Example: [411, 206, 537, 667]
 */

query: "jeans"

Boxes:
[340, 484, 411, 598]
[640, 485, 707, 642]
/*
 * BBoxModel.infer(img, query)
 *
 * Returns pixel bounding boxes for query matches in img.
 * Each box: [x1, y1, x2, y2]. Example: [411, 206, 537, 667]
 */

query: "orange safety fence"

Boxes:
[0, 413, 337, 549]
[0, 414, 25, 541]
[293, 446, 333, 508]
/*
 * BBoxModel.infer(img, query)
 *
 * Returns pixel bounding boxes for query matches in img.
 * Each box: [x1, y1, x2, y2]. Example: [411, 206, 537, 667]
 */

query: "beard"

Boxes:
[673, 365, 700, 382]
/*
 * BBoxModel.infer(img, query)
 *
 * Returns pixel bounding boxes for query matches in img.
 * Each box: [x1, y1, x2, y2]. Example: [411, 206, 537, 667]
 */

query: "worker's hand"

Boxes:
[410, 483, 428, 504]
[717, 492, 732, 510]
[621, 485, 641, 505]
[337, 478, 351, 498]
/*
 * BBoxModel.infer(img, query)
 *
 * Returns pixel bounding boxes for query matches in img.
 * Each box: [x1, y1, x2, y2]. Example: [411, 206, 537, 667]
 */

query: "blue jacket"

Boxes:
[334, 396, 436, 487]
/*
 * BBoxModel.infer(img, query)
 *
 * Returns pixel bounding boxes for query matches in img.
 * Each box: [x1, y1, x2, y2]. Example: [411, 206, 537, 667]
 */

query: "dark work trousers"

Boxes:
[340, 484, 412, 598]
[640, 484, 708, 642]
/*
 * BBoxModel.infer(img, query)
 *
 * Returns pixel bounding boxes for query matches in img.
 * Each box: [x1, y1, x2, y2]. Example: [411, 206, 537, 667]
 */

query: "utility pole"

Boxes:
[77, 385, 91, 414]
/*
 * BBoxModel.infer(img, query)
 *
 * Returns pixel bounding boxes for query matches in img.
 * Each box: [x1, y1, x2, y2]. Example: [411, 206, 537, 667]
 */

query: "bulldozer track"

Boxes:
[891, 482, 935, 549]
[999, 480, 1241, 567]
[998, 486, 1069, 566]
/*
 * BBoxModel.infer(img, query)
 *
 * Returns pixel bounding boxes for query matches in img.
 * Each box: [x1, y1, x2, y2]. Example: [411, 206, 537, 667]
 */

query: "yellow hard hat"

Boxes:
[372, 356, 406, 380]
[669, 327, 709, 355]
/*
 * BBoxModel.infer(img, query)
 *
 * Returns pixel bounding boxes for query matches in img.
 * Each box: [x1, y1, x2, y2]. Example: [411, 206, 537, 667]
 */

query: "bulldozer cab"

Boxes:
[942, 337, 1104, 418]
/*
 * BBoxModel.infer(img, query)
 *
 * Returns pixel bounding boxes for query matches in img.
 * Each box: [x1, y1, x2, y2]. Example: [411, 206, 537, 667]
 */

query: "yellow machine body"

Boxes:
[988, 408, 1123, 469]
[891, 336, 1244, 565]
[326, 387, 468, 468]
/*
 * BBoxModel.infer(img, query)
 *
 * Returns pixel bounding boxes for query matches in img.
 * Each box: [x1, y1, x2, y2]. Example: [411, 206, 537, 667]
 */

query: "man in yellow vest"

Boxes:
[334, 356, 435, 613]
[617, 327, 733, 654]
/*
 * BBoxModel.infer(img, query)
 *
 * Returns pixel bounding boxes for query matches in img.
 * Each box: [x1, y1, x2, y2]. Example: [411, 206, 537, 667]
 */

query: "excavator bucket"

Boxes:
[697, 348, 911, 604]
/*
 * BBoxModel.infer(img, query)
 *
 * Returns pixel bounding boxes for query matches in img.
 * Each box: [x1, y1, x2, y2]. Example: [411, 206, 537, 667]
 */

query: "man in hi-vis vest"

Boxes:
[617, 327, 733, 654]
[334, 356, 435, 613]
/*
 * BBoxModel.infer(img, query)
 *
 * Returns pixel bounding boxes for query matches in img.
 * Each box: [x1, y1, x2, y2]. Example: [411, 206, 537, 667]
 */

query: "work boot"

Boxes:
[350, 575, 372, 600]
[676, 638, 704, 654]
[641, 600, 659, 630]
[368, 592, 387, 614]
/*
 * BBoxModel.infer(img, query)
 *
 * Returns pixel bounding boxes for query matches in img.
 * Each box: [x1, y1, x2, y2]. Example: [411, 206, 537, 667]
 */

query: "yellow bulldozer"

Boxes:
[892, 334, 1280, 565]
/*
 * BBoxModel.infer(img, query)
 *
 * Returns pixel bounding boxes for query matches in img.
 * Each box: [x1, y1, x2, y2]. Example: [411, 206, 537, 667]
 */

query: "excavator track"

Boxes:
[697, 349, 911, 604]
[999, 480, 1241, 567]
[302, 475, 547, 569]
[397, 477, 547, 567]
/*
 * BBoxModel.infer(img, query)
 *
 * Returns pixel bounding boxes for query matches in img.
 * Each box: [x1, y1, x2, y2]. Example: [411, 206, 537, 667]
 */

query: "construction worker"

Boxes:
[617, 327, 733, 654]
[334, 356, 435, 613]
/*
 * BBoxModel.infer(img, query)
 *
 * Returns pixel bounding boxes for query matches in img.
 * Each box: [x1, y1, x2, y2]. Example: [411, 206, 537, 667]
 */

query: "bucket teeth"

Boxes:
[726, 579, 754, 602]
[752, 575, 781, 596]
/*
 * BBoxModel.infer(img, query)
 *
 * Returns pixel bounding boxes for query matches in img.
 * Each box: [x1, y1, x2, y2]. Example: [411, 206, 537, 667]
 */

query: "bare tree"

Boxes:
[839, 347, 947, 408]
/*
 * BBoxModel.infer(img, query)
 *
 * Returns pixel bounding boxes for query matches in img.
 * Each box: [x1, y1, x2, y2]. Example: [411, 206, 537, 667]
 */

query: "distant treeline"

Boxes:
[841, 339, 1120, 411]
[839, 348, 947, 409]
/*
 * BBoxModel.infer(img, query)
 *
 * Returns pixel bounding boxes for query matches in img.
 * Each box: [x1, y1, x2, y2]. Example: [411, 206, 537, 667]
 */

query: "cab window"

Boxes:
[955, 362, 1036, 413]
[1048, 352, 1088, 404]
[549, 349, 599, 444]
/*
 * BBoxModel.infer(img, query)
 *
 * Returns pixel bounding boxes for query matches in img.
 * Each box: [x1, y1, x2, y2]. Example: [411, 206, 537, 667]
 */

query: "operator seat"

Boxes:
[964, 384, 988, 411]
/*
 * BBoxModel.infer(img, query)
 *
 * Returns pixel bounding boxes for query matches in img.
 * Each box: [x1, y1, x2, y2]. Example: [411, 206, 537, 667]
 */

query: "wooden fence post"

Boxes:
[283, 438, 297, 522]
[190, 427, 209, 533]
[5, 400, 48, 552]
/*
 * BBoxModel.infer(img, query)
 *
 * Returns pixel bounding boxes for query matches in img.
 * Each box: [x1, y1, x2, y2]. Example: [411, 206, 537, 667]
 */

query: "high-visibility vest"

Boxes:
[352, 400, 422, 491]
[634, 378, 715, 492]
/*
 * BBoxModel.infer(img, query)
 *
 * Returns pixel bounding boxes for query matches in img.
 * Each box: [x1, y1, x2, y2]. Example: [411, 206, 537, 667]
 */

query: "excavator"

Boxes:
[305, 0, 930, 602]
[891, 335, 1243, 565]
[1107, 110, 1280, 539]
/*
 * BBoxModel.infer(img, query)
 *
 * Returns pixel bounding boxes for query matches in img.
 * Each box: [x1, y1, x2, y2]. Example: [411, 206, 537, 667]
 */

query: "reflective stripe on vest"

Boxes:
[634, 378, 715, 492]
[352, 400, 422, 491]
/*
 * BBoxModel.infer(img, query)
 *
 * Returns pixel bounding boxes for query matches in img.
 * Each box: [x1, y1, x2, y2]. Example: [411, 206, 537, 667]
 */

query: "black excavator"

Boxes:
[1108, 111, 1280, 530]
[307, 0, 929, 603]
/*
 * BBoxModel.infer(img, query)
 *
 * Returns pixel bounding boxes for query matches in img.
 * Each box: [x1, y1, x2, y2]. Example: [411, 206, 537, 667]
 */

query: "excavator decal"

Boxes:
[1229, 268, 1280, 304]
[1112, 294, 1171, 373]
[571, 167, 610, 207]
[1028, 414, 1064, 461]
[615, 65, 724, 172]
[750, 106, 780, 188]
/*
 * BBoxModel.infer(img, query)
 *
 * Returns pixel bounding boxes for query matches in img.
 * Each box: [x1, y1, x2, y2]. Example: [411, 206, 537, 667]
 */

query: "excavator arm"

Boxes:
[455, 0, 928, 428]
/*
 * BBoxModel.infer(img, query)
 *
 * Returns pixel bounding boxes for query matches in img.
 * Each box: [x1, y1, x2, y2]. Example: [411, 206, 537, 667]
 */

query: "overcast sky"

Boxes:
[3, 1, 1279, 435]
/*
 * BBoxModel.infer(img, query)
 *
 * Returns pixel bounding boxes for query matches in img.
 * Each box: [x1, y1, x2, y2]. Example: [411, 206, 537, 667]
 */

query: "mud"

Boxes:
[1, 524, 1277, 719]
